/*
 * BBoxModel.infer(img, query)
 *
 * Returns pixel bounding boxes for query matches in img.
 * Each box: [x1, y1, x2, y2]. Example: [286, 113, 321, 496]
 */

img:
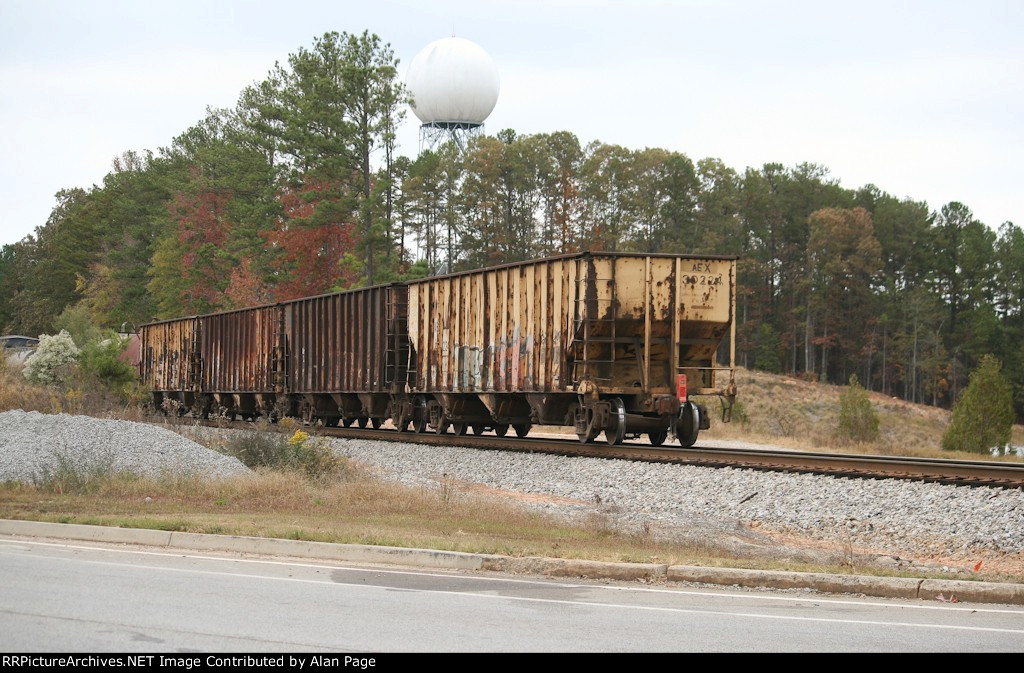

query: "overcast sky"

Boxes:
[1, 0, 1020, 248]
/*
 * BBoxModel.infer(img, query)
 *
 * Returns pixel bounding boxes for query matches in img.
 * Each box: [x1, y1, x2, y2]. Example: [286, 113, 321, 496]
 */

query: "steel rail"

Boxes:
[187, 419, 1024, 489]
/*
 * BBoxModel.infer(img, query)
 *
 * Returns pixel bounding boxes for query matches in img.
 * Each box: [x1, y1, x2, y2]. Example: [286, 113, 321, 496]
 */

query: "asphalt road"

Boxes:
[3, 538, 1024, 652]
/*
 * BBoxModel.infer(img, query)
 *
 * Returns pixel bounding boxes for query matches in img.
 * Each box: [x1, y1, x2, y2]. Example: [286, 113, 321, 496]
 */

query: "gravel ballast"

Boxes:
[0, 410, 250, 481]
[331, 437, 1024, 569]
[1, 409, 1020, 572]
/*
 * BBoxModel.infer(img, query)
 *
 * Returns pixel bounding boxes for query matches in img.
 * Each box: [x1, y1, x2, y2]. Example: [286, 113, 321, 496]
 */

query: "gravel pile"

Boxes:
[0, 410, 249, 482]
[332, 437, 1024, 567]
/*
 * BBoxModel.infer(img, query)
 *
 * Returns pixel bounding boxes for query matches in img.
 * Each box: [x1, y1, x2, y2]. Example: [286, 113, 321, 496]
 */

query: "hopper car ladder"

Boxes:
[571, 271, 617, 385]
[385, 292, 410, 390]
[188, 323, 202, 391]
[269, 308, 286, 391]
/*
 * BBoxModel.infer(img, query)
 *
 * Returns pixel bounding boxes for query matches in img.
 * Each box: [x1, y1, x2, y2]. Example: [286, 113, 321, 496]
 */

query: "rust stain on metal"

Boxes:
[140, 317, 200, 393]
[404, 253, 737, 399]
[284, 285, 402, 394]
[199, 305, 279, 393]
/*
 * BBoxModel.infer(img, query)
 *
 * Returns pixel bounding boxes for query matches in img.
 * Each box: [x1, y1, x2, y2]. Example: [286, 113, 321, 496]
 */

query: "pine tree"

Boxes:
[836, 374, 880, 443]
[753, 322, 781, 373]
[941, 354, 1014, 454]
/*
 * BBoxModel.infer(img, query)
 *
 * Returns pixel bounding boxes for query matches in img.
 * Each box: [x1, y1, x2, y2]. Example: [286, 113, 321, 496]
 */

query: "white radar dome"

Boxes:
[406, 37, 500, 125]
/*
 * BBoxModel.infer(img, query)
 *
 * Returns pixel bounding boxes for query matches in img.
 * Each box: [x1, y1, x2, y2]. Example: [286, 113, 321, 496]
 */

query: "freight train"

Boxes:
[140, 252, 737, 446]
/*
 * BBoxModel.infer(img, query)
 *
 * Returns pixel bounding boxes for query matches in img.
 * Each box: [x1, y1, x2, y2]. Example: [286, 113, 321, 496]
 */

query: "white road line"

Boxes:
[3, 537, 1022, 620]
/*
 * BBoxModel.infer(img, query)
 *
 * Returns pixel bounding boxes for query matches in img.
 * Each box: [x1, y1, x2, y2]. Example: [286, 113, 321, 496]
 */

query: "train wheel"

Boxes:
[342, 417, 354, 428]
[395, 414, 411, 433]
[471, 424, 485, 435]
[605, 398, 626, 446]
[648, 428, 668, 446]
[412, 397, 428, 433]
[371, 418, 383, 429]
[677, 402, 700, 448]
[452, 422, 467, 436]
[494, 424, 509, 437]
[513, 422, 531, 438]
[357, 417, 368, 429]
[435, 419, 450, 435]
[324, 417, 339, 428]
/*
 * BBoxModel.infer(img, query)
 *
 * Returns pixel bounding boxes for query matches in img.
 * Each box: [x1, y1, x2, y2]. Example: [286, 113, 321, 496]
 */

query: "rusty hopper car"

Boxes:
[140, 315, 200, 412]
[140, 285, 407, 424]
[141, 251, 737, 448]
[141, 304, 283, 419]
[283, 285, 407, 428]
[197, 303, 282, 419]
[402, 252, 737, 446]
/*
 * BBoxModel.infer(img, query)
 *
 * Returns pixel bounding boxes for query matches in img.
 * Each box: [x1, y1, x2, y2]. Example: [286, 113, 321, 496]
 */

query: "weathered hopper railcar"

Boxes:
[141, 251, 737, 448]
[141, 285, 409, 424]
[140, 316, 200, 412]
[283, 285, 407, 427]
[141, 305, 284, 419]
[197, 304, 283, 419]
[402, 252, 737, 445]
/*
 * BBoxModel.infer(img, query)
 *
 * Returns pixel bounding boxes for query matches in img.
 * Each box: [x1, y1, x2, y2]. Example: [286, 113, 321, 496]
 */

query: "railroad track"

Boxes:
[189, 418, 1024, 489]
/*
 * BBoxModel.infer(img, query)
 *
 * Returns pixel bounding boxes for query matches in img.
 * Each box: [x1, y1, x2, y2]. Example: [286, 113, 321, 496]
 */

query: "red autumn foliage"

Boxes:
[265, 180, 359, 300]
[171, 188, 234, 311]
[224, 257, 272, 309]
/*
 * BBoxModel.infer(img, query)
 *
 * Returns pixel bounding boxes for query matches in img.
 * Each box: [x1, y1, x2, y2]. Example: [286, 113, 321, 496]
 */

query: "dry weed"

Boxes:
[0, 365, 62, 413]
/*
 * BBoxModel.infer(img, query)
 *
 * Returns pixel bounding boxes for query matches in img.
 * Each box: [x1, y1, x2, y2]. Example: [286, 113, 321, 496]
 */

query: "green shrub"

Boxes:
[224, 421, 345, 479]
[836, 374, 879, 443]
[941, 355, 1014, 454]
[79, 333, 136, 386]
[54, 303, 103, 348]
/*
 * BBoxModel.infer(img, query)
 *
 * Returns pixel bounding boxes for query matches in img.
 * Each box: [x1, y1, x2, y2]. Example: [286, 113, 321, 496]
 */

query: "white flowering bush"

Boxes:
[23, 330, 80, 386]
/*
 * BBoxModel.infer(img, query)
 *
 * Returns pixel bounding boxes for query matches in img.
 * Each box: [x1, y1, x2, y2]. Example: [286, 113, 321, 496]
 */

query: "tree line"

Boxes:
[0, 30, 1020, 420]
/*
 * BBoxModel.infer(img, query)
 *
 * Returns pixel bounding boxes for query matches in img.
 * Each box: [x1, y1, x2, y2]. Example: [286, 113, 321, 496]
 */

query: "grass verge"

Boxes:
[0, 468, 747, 566]
[2, 465, 1020, 584]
